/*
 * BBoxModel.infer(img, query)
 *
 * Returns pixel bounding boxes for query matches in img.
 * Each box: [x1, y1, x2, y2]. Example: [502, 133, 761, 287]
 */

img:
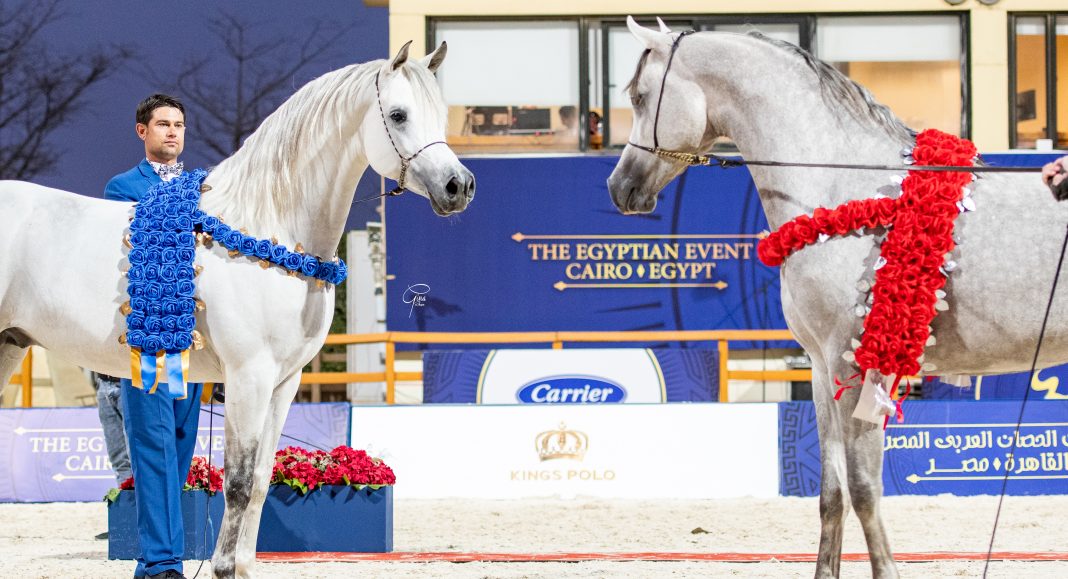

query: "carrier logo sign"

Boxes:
[517, 376, 626, 404]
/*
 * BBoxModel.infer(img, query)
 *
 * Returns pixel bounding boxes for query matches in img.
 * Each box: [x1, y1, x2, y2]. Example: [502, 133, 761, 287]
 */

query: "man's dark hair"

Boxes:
[136, 93, 185, 125]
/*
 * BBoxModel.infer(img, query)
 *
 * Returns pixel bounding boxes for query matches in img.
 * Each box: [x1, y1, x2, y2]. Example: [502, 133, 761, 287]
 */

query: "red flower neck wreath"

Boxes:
[757, 129, 978, 425]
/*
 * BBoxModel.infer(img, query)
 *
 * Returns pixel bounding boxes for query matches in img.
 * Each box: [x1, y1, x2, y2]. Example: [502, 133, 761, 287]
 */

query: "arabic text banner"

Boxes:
[780, 400, 1068, 496]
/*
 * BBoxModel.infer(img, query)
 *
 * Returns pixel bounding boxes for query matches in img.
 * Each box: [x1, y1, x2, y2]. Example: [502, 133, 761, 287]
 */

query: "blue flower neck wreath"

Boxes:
[122, 169, 347, 398]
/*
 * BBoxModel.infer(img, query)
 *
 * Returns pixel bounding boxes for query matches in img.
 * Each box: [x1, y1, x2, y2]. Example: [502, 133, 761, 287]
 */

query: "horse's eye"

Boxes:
[631, 94, 644, 108]
[389, 110, 407, 124]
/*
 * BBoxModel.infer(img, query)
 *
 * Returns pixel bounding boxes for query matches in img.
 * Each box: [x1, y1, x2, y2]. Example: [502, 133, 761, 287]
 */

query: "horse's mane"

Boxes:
[202, 59, 446, 236]
[746, 31, 915, 143]
[625, 31, 916, 144]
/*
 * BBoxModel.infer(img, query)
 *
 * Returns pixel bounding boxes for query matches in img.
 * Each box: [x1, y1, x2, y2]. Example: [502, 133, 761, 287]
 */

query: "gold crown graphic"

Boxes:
[535, 422, 589, 462]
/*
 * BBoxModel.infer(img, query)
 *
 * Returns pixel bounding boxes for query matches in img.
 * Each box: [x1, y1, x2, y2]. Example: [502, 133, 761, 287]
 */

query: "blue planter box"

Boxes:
[108, 489, 225, 560]
[108, 485, 393, 558]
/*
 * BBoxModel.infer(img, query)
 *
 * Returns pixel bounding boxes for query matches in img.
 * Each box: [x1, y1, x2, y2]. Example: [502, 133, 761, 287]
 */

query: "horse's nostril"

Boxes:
[445, 177, 461, 199]
[465, 175, 476, 199]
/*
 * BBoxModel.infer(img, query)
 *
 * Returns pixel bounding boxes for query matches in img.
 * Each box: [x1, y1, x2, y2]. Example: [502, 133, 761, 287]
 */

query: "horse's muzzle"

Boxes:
[607, 174, 657, 215]
[433, 169, 475, 215]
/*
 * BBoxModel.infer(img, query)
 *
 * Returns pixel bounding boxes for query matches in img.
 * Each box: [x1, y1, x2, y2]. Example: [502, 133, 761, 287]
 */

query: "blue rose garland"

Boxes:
[124, 169, 348, 398]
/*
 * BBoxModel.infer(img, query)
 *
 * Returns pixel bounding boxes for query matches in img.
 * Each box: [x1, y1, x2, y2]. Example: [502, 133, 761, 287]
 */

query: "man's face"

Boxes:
[137, 106, 185, 164]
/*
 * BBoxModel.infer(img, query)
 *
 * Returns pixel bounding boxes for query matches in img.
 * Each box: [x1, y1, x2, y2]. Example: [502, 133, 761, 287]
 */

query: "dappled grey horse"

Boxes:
[608, 17, 1068, 579]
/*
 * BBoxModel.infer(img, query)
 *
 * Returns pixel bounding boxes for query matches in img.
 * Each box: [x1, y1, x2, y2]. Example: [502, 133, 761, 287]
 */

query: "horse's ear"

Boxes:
[390, 40, 413, 72]
[420, 41, 447, 74]
[656, 17, 672, 34]
[626, 16, 663, 50]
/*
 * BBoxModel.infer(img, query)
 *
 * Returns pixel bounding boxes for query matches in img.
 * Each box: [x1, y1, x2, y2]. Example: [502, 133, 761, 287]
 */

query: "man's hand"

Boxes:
[1042, 156, 1068, 201]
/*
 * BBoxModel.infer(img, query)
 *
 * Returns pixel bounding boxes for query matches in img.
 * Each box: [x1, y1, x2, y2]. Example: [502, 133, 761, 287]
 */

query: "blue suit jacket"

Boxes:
[104, 159, 162, 202]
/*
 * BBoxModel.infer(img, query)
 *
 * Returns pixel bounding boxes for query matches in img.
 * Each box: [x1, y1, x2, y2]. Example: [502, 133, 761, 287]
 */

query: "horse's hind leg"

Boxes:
[211, 363, 275, 579]
[231, 371, 302, 575]
[813, 357, 849, 579]
[843, 406, 898, 578]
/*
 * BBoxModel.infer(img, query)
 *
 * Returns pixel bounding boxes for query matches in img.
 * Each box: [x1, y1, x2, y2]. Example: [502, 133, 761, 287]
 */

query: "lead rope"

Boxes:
[983, 221, 1068, 577]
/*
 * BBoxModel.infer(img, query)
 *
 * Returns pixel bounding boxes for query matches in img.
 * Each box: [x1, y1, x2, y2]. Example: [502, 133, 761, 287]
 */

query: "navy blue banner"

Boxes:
[422, 349, 717, 404]
[385, 153, 1053, 348]
[780, 400, 1068, 496]
[385, 156, 784, 348]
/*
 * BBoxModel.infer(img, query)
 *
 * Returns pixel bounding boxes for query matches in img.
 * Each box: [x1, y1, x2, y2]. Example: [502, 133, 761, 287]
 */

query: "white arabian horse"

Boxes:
[0, 41, 472, 577]
[608, 17, 1068, 579]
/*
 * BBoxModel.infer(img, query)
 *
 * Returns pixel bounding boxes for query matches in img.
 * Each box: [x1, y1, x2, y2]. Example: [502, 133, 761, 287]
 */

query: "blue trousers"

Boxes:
[121, 379, 202, 577]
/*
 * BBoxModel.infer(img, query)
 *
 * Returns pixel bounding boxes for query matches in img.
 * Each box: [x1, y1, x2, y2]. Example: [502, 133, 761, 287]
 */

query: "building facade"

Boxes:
[386, 0, 1067, 153]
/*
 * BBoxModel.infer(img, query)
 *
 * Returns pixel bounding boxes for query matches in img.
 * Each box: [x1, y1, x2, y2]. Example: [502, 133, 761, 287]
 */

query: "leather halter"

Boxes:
[626, 31, 704, 165]
[375, 71, 448, 195]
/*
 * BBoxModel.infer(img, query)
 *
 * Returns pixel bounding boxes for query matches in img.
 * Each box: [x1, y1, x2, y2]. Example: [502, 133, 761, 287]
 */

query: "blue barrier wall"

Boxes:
[0, 403, 350, 502]
[780, 400, 1068, 496]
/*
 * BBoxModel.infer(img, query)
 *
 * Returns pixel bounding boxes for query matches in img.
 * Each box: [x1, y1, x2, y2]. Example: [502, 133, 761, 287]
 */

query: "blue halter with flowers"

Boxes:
[124, 169, 347, 398]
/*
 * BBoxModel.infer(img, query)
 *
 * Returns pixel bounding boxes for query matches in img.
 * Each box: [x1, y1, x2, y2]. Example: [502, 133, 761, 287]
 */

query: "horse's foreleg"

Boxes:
[813, 358, 848, 579]
[0, 342, 29, 406]
[231, 371, 302, 574]
[211, 366, 274, 579]
[844, 413, 898, 578]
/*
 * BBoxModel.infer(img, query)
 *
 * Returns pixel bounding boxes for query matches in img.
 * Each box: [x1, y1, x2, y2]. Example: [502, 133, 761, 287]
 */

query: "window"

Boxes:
[433, 20, 580, 153]
[1010, 14, 1068, 149]
[431, 14, 968, 154]
[815, 16, 964, 137]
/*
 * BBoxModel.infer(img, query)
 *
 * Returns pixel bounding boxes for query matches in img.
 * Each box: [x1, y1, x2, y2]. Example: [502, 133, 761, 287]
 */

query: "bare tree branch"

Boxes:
[160, 12, 353, 162]
[0, 0, 130, 180]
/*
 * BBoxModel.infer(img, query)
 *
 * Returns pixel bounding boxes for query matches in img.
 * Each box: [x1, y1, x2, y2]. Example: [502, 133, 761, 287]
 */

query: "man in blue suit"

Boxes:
[105, 94, 201, 579]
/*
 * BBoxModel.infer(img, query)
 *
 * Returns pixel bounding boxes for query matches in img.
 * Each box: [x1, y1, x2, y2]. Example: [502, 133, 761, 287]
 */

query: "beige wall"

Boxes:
[849, 61, 962, 136]
[390, 0, 1068, 150]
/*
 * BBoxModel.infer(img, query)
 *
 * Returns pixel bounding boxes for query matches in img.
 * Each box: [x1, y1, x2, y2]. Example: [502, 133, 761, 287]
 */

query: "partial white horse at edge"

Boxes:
[0, 41, 473, 578]
[608, 16, 1068, 579]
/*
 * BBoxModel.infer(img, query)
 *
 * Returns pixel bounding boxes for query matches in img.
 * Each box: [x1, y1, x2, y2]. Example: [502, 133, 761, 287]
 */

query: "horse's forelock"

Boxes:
[398, 63, 448, 133]
[625, 49, 652, 101]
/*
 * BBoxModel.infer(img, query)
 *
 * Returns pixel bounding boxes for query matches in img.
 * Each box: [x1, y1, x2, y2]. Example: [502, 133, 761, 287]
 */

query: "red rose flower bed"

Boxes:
[114, 445, 394, 496]
[273, 445, 396, 494]
[758, 129, 976, 381]
[117, 455, 223, 493]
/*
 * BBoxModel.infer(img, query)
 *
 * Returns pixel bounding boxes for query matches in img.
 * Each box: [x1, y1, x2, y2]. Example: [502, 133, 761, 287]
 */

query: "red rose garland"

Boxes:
[758, 129, 976, 403]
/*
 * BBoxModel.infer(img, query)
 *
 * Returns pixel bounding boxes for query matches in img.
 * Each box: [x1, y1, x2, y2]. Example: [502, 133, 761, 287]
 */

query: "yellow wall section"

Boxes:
[849, 61, 962, 135]
[390, 0, 1068, 150]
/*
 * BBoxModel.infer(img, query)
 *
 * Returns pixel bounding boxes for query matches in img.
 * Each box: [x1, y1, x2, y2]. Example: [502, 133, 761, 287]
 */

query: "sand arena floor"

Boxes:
[4, 495, 1068, 578]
